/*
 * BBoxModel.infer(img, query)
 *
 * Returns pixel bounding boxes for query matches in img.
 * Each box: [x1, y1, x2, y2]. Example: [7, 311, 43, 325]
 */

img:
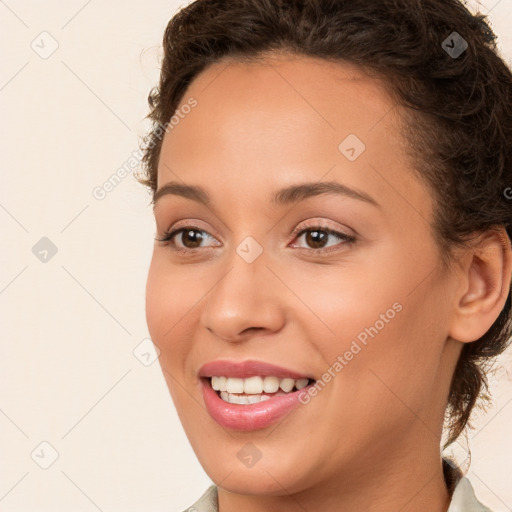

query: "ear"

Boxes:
[449, 227, 512, 343]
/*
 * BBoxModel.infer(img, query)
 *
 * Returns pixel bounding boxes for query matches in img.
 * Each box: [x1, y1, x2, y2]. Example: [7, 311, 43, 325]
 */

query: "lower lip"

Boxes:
[200, 378, 312, 431]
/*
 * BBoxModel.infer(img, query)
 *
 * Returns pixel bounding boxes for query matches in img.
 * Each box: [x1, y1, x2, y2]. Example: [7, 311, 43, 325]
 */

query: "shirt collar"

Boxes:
[187, 470, 493, 512]
[447, 476, 493, 512]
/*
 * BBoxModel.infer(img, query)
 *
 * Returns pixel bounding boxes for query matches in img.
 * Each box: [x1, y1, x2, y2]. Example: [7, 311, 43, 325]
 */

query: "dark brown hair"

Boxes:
[137, 0, 512, 450]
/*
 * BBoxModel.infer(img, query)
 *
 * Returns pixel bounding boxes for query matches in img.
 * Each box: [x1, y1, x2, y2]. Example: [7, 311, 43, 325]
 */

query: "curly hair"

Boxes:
[137, 0, 512, 453]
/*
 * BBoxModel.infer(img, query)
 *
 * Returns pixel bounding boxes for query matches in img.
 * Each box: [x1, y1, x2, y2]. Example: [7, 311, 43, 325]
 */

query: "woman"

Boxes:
[137, 0, 512, 510]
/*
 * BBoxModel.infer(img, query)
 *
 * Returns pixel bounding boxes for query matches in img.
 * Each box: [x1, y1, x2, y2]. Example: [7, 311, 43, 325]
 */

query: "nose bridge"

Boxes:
[200, 239, 285, 341]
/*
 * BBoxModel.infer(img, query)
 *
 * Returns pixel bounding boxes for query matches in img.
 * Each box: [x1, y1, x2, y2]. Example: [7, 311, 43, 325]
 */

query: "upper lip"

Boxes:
[198, 359, 314, 380]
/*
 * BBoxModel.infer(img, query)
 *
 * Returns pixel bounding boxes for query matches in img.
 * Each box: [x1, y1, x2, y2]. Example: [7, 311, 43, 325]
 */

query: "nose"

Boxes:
[199, 251, 286, 343]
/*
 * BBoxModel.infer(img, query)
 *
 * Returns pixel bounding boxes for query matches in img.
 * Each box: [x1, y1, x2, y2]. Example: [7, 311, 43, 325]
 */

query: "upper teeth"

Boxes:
[210, 376, 309, 394]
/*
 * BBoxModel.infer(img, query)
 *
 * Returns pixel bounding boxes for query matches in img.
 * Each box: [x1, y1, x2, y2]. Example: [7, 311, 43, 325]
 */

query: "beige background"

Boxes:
[1, 0, 511, 510]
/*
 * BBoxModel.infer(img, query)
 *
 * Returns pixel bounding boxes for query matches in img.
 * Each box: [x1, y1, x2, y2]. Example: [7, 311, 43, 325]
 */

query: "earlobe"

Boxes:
[449, 228, 512, 343]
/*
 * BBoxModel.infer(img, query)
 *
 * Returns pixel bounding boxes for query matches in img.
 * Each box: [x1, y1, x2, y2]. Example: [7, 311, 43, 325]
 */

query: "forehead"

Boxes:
[159, 55, 403, 170]
[156, 55, 433, 226]
[188, 54, 394, 113]
[176, 55, 400, 143]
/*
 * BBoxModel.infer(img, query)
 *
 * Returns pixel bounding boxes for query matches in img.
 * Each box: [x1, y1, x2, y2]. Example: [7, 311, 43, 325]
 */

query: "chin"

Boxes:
[214, 467, 307, 496]
[190, 440, 314, 496]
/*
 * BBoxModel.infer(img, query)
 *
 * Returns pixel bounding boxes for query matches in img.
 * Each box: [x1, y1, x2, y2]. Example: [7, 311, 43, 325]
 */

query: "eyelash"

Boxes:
[155, 223, 356, 256]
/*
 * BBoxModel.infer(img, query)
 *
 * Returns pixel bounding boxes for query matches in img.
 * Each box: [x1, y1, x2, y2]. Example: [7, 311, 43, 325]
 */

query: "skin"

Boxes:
[145, 54, 512, 512]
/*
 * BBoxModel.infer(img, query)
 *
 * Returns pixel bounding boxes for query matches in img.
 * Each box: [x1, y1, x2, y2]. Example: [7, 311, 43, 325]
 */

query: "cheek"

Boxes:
[301, 249, 447, 416]
[327, 285, 447, 433]
[145, 255, 199, 368]
[145, 256, 205, 418]
[295, 257, 408, 348]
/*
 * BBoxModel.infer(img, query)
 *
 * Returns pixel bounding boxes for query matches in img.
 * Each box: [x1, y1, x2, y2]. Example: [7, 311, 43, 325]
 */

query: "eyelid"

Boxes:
[155, 225, 221, 247]
[156, 218, 218, 241]
[291, 218, 356, 240]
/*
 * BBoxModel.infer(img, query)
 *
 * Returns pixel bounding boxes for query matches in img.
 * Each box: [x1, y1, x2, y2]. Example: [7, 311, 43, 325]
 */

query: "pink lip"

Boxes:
[198, 359, 315, 431]
[200, 378, 314, 431]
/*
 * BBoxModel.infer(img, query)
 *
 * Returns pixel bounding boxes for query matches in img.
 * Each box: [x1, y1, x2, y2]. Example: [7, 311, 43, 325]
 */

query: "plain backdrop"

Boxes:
[1, 1, 511, 511]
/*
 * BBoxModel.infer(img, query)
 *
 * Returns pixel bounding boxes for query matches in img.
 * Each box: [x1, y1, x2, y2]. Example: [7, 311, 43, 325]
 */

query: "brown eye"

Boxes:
[156, 225, 221, 254]
[304, 229, 329, 249]
[292, 226, 356, 253]
[178, 229, 205, 248]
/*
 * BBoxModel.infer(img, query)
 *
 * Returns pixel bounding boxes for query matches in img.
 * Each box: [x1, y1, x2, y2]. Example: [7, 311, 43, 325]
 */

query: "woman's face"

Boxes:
[146, 56, 463, 496]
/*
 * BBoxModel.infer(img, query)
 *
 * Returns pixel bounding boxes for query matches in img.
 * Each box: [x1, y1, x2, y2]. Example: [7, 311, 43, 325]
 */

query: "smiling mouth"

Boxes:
[207, 375, 315, 404]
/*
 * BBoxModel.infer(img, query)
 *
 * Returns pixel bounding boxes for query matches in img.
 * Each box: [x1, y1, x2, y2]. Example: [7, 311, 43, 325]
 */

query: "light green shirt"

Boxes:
[183, 475, 493, 512]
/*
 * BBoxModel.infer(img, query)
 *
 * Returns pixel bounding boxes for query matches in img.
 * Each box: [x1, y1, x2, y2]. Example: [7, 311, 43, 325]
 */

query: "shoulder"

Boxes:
[181, 485, 218, 512]
[448, 476, 494, 512]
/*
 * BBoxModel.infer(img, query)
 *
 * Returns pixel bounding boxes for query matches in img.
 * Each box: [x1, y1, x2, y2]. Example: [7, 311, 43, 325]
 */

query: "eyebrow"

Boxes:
[152, 180, 380, 209]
